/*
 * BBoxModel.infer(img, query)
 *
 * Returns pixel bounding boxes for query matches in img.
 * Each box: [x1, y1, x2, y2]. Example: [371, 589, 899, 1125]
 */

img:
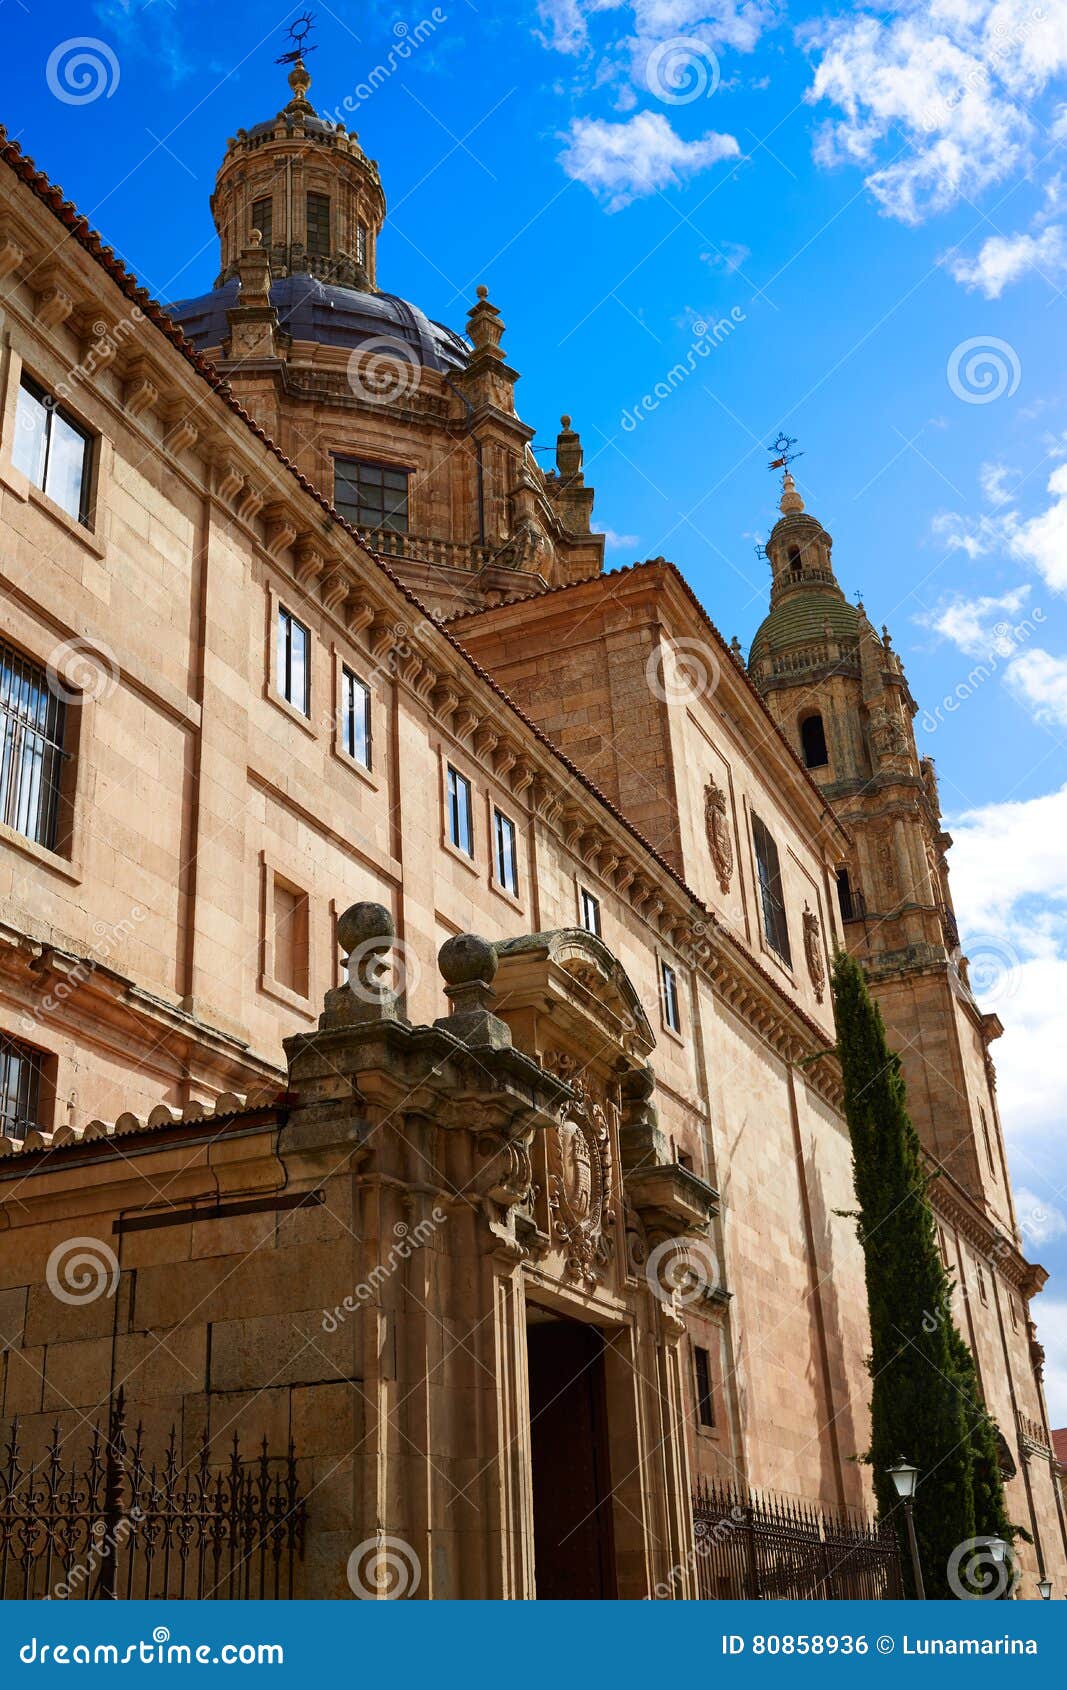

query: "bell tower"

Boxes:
[747, 465, 1015, 1236]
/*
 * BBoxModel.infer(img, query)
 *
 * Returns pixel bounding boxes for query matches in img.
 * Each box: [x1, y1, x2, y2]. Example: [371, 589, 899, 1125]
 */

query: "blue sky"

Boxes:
[6, 1, 1067, 1418]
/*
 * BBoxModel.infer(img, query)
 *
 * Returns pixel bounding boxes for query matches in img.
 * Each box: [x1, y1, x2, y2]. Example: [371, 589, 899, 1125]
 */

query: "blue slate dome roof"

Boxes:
[168, 274, 469, 375]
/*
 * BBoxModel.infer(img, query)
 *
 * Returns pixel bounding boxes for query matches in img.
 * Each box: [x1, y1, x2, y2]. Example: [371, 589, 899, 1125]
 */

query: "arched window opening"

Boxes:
[800, 713, 829, 768]
[788, 545, 803, 574]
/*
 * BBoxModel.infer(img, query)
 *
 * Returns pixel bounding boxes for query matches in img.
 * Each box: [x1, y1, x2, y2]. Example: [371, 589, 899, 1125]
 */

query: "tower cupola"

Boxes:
[209, 57, 386, 291]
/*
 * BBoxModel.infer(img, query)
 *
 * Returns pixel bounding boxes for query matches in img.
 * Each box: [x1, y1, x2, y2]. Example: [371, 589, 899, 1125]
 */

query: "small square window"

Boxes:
[272, 879, 309, 998]
[494, 808, 518, 895]
[579, 887, 601, 937]
[694, 1345, 715, 1429]
[342, 667, 371, 768]
[333, 457, 410, 534]
[12, 376, 92, 525]
[447, 765, 473, 857]
[661, 960, 681, 1034]
[0, 1032, 45, 1142]
[277, 606, 310, 715]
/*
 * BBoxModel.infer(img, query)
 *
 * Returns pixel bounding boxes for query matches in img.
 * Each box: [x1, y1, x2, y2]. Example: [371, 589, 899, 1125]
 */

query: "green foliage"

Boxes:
[830, 952, 1014, 1598]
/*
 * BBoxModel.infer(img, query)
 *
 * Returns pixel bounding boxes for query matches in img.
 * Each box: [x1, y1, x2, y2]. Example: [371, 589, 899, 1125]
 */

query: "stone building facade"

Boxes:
[0, 60, 1063, 1598]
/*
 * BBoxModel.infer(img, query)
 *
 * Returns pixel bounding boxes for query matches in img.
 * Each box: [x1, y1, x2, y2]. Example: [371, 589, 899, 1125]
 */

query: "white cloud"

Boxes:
[1005, 648, 1067, 728]
[559, 111, 740, 209]
[1016, 1189, 1067, 1249]
[946, 224, 1067, 297]
[702, 239, 751, 271]
[802, 2, 1067, 225]
[535, 0, 591, 54]
[919, 586, 1032, 657]
[593, 524, 640, 549]
[979, 461, 1018, 507]
[1008, 463, 1067, 594]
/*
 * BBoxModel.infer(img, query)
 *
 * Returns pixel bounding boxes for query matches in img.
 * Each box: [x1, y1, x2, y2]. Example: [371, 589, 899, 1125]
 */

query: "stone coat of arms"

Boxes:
[803, 903, 826, 1002]
[543, 1053, 615, 1290]
[704, 775, 734, 895]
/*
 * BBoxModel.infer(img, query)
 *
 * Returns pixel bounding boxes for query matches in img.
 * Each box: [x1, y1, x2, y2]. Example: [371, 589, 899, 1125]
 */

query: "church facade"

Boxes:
[0, 58, 1062, 1599]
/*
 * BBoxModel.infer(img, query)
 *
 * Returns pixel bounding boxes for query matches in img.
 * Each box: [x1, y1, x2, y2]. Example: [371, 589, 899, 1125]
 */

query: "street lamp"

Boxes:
[886, 1458, 926, 1601]
[1038, 1576, 1053, 1600]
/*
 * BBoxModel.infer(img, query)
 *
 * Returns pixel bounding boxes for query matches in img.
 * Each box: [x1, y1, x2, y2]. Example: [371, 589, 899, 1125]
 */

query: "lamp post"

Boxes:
[887, 1458, 926, 1600]
[1038, 1576, 1052, 1600]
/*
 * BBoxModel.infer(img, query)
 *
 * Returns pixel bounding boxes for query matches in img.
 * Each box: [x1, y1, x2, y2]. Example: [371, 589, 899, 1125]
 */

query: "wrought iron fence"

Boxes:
[0, 1393, 306, 1600]
[692, 1477, 902, 1601]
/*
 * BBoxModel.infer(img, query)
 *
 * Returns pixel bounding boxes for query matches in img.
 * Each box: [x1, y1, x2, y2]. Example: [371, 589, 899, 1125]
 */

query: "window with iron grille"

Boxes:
[276, 606, 310, 715]
[0, 639, 67, 851]
[251, 197, 273, 247]
[494, 808, 517, 895]
[355, 222, 367, 267]
[333, 457, 410, 534]
[342, 667, 371, 768]
[12, 375, 92, 525]
[446, 765, 473, 857]
[694, 1345, 716, 1428]
[306, 192, 330, 257]
[752, 813, 791, 965]
[0, 1033, 43, 1142]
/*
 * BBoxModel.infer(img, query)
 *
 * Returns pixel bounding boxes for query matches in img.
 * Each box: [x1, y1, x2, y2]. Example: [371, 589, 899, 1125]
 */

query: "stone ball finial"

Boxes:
[248, 227, 263, 248]
[439, 933, 496, 987]
[337, 901, 394, 958]
[476, 284, 489, 300]
[560, 414, 572, 429]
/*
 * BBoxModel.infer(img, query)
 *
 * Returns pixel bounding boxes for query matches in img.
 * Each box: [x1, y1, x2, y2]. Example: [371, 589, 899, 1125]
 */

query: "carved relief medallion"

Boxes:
[802, 903, 826, 1002]
[542, 1051, 615, 1290]
[704, 775, 734, 895]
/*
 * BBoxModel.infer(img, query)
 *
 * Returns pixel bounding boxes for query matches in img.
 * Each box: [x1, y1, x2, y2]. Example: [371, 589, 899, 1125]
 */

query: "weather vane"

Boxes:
[767, 432, 803, 473]
[276, 13, 317, 65]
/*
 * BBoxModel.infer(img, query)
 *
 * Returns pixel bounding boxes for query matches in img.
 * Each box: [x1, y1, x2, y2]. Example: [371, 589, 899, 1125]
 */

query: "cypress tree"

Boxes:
[830, 951, 1012, 1597]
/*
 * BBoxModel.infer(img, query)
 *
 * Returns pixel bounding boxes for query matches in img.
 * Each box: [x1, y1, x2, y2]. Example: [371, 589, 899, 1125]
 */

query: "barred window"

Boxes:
[306, 192, 330, 257]
[0, 640, 67, 851]
[0, 1033, 43, 1142]
[333, 457, 409, 534]
[251, 197, 273, 247]
[753, 814, 791, 965]
[12, 375, 92, 525]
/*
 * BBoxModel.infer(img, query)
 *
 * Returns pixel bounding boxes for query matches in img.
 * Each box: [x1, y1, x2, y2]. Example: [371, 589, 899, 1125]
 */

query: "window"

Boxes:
[0, 639, 67, 851]
[272, 879, 309, 998]
[752, 814, 791, 965]
[661, 959, 681, 1034]
[341, 667, 371, 768]
[975, 1261, 989, 1306]
[306, 192, 330, 257]
[0, 1033, 43, 1142]
[579, 887, 601, 938]
[1009, 1297, 1020, 1332]
[800, 713, 829, 769]
[494, 808, 518, 895]
[693, 1346, 716, 1429]
[446, 765, 473, 857]
[333, 457, 410, 534]
[979, 1105, 997, 1177]
[836, 867, 856, 924]
[251, 197, 273, 246]
[277, 606, 309, 715]
[355, 222, 367, 267]
[787, 545, 802, 574]
[12, 375, 92, 525]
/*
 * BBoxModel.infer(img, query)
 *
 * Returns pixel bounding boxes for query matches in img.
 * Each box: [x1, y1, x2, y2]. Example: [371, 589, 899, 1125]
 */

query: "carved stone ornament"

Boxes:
[869, 704, 908, 758]
[704, 775, 734, 896]
[542, 1051, 615, 1290]
[802, 903, 826, 1002]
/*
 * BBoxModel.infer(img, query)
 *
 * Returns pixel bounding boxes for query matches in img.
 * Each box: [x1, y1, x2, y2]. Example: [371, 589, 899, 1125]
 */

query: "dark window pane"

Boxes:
[0, 1033, 44, 1142]
[333, 456, 410, 535]
[800, 713, 828, 768]
[694, 1346, 715, 1428]
[495, 809, 517, 893]
[753, 814, 791, 964]
[447, 766, 473, 857]
[306, 192, 330, 257]
[580, 888, 601, 937]
[252, 197, 273, 246]
[0, 639, 66, 851]
[277, 607, 310, 715]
